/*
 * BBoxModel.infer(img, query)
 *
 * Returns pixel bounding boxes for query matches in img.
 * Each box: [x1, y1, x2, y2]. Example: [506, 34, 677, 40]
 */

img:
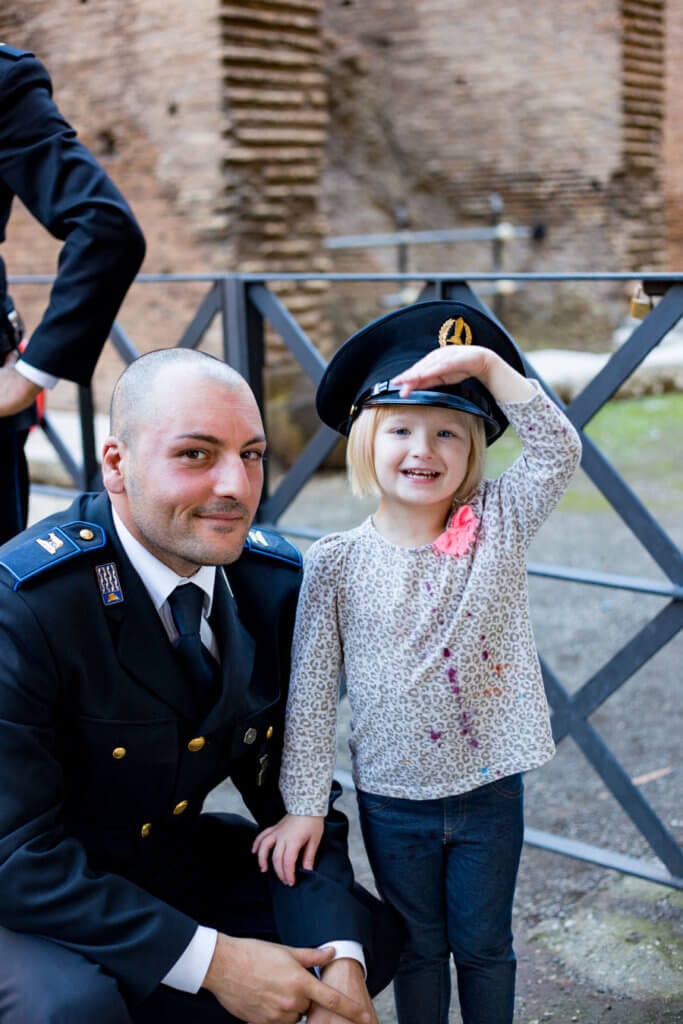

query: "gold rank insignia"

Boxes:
[438, 317, 473, 347]
[95, 562, 124, 605]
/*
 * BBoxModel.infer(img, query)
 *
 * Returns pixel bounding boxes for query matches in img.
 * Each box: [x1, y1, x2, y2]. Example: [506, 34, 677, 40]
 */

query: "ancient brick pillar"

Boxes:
[220, 1, 333, 459]
[621, 0, 666, 271]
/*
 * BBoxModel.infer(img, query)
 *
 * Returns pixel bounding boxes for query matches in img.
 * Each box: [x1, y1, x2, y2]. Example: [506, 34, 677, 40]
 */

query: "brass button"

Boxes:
[187, 736, 206, 753]
[112, 746, 127, 760]
[243, 727, 258, 745]
[173, 800, 189, 816]
[266, 725, 274, 740]
[79, 528, 95, 541]
[140, 822, 152, 838]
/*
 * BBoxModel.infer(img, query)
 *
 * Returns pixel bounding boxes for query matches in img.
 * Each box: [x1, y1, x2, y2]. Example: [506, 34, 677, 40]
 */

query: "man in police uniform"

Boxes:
[0, 43, 145, 539]
[0, 348, 398, 1023]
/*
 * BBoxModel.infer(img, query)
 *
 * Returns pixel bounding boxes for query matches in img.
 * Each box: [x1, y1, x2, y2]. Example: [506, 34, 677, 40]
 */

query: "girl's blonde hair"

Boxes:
[346, 403, 487, 501]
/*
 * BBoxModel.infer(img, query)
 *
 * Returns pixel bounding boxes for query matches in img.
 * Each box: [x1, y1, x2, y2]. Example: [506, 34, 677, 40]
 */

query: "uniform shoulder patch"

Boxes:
[243, 528, 302, 567]
[0, 521, 106, 590]
[0, 44, 33, 60]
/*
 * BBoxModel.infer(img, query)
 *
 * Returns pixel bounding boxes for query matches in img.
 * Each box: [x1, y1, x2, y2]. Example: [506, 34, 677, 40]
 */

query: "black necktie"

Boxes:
[168, 583, 220, 705]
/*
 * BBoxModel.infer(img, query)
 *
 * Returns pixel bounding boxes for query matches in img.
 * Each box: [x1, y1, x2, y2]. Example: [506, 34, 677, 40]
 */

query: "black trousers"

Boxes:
[0, 430, 29, 546]
[0, 814, 399, 1023]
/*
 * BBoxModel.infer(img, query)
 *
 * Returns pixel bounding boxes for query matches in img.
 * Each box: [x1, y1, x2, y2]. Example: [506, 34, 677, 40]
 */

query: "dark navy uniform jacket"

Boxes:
[0, 44, 145, 386]
[0, 493, 381, 1002]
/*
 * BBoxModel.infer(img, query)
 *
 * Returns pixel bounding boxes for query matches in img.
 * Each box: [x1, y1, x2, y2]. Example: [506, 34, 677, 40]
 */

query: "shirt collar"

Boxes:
[112, 507, 216, 616]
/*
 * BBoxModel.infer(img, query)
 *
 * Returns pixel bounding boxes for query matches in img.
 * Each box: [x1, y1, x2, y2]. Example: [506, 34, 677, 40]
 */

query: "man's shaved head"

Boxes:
[110, 348, 249, 445]
[102, 346, 266, 575]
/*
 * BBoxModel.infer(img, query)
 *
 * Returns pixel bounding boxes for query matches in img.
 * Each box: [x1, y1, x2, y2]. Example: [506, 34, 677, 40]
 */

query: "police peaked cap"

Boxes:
[316, 300, 527, 445]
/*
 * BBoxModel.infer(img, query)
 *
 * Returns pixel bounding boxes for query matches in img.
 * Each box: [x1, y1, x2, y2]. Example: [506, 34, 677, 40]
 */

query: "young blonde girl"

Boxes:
[254, 300, 582, 1024]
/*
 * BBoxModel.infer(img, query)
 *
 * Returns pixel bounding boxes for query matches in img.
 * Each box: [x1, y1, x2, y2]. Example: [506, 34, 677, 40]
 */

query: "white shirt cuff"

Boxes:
[319, 939, 366, 977]
[15, 359, 59, 389]
[162, 929, 364, 993]
[162, 925, 218, 993]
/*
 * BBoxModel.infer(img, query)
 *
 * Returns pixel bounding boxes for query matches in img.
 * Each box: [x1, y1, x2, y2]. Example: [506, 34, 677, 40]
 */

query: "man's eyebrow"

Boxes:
[172, 432, 267, 446]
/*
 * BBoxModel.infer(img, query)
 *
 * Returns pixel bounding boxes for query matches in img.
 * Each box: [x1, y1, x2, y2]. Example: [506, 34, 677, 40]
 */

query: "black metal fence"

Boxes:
[12, 269, 683, 889]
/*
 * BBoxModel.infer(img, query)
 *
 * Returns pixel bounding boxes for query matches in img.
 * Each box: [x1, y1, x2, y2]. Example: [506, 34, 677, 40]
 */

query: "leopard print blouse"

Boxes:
[280, 383, 582, 813]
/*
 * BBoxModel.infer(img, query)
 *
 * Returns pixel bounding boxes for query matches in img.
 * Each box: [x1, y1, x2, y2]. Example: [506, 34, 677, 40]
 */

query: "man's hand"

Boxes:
[307, 958, 378, 1024]
[202, 934, 373, 1024]
[0, 358, 41, 416]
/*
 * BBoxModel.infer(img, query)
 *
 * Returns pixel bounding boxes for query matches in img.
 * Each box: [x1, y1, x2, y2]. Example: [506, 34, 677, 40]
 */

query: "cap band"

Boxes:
[349, 380, 395, 420]
[348, 380, 501, 441]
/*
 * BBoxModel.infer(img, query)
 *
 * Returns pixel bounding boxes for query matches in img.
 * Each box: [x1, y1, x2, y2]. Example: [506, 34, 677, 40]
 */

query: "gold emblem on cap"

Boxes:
[438, 317, 472, 347]
[79, 528, 95, 541]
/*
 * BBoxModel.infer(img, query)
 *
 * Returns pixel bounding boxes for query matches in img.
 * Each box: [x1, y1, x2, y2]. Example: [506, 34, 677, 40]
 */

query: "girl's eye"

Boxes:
[391, 427, 410, 436]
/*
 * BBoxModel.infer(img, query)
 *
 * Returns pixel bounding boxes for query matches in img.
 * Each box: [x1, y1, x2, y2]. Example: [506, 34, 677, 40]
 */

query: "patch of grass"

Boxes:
[586, 392, 683, 470]
[485, 393, 683, 494]
[555, 485, 613, 515]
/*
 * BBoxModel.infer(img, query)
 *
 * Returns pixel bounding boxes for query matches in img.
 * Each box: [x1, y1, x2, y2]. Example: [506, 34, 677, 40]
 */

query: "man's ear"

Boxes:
[101, 436, 126, 494]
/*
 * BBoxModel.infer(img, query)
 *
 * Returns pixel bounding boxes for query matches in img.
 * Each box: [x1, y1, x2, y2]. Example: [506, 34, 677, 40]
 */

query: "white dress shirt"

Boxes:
[111, 510, 364, 994]
[15, 359, 58, 390]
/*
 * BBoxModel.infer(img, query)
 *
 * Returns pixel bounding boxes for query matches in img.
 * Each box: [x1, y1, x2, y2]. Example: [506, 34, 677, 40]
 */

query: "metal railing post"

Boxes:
[77, 384, 99, 490]
[489, 192, 504, 318]
[218, 276, 268, 514]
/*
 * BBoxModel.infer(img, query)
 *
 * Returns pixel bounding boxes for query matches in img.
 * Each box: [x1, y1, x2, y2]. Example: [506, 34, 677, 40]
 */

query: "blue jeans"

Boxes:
[357, 775, 524, 1024]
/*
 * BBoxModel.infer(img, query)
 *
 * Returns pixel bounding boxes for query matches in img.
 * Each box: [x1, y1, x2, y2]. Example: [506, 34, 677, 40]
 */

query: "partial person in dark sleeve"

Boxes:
[0, 42, 145, 537]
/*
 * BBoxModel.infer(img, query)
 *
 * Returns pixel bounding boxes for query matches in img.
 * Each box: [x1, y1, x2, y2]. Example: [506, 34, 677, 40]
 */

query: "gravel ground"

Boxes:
[28, 455, 683, 1023]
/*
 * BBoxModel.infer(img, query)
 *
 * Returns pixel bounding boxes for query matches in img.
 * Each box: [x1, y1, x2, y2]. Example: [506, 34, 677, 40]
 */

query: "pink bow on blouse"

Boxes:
[432, 504, 479, 557]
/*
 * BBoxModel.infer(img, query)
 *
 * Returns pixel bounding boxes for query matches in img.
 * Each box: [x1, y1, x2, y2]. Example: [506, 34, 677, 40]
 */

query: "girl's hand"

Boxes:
[252, 813, 325, 886]
[392, 343, 535, 404]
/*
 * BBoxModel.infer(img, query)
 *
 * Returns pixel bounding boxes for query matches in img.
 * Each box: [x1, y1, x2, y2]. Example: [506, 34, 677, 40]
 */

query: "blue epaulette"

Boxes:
[0, 521, 106, 590]
[0, 45, 33, 60]
[243, 528, 301, 568]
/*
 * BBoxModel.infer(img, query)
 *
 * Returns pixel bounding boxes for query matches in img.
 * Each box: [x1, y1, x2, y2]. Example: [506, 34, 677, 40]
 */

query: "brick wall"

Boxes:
[220, 1, 332, 346]
[621, 0, 665, 270]
[3, 1, 682, 433]
[2, 0, 225, 415]
[323, 1, 622, 259]
[321, 0, 676, 344]
[2, 0, 333, 458]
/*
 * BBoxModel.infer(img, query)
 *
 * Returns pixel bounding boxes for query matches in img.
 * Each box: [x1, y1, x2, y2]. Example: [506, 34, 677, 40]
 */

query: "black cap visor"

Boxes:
[349, 382, 503, 444]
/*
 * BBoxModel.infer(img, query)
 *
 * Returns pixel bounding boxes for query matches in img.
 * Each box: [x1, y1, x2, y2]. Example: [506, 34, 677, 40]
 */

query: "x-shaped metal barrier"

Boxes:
[19, 269, 682, 888]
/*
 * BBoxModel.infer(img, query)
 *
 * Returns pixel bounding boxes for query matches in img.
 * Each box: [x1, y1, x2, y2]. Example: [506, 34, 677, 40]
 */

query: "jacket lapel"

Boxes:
[201, 567, 255, 732]
[85, 494, 198, 720]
